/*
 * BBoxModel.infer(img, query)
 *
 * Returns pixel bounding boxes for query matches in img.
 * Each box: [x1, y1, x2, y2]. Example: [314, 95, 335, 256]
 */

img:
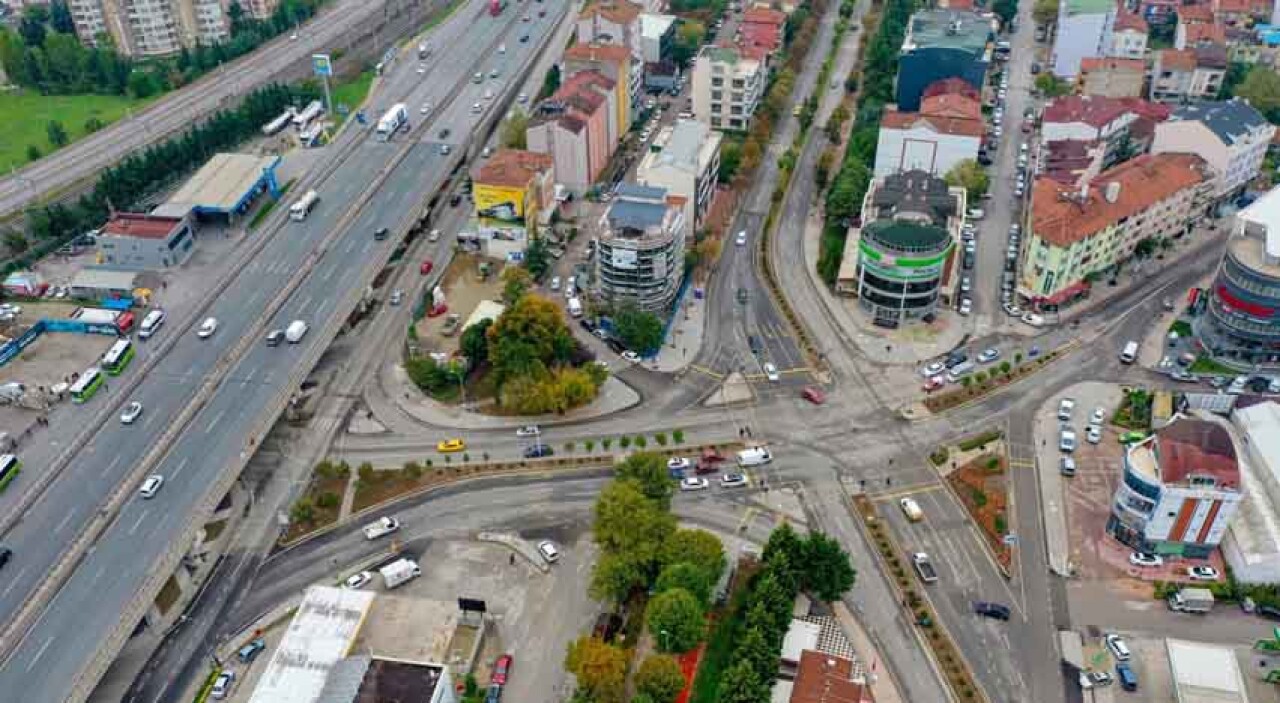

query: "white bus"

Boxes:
[289, 190, 320, 221]
[292, 100, 324, 128]
[139, 309, 166, 339]
[0, 454, 20, 492]
[101, 338, 135, 375]
[261, 108, 296, 136]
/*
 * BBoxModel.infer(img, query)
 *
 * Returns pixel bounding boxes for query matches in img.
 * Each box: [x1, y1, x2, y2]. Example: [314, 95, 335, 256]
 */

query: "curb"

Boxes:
[904, 341, 1081, 422]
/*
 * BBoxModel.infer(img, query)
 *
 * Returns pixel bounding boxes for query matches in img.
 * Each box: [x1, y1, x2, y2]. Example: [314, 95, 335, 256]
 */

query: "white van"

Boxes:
[736, 447, 772, 467]
[567, 297, 583, 318]
[139, 309, 166, 339]
[1120, 341, 1138, 364]
[285, 320, 309, 343]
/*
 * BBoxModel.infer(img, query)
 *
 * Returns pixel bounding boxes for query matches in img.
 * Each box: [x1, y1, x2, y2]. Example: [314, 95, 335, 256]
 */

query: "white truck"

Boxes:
[736, 447, 772, 467]
[285, 320, 309, 344]
[380, 558, 421, 589]
[912, 553, 938, 583]
[1168, 587, 1214, 614]
[376, 103, 409, 141]
[362, 516, 400, 540]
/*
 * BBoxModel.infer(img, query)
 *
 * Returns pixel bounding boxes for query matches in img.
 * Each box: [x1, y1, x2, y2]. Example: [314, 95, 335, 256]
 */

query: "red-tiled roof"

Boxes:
[1043, 95, 1135, 128]
[790, 651, 874, 703]
[1183, 21, 1226, 44]
[1079, 56, 1146, 74]
[580, 1, 642, 24]
[922, 77, 980, 101]
[1214, 0, 1249, 14]
[102, 213, 184, 240]
[741, 6, 787, 26]
[473, 150, 554, 188]
[1114, 10, 1148, 32]
[1158, 48, 1197, 71]
[1155, 418, 1240, 489]
[939, 0, 975, 8]
[1031, 153, 1208, 247]
[564, 42, 631, 65]
[1179, 3, 1215, 23]
[921, 92, 982, 120]
[881, 110, 986, 138]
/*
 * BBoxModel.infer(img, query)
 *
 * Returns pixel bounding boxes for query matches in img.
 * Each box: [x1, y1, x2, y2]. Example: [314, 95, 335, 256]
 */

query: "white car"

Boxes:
[389, 289, 404, 306]
[1187, 565, 1219, 581]
[1002, 303, 1022, 317]
[498, 43, 506, 53]
[139, 474, 164, 499]
[1021, 312, 1045, 327]
[958, 298, 972, 316]
[977, 348, 1000, 364]
[680, 476, 709, 492]
[120, 401, 144, 425]
[538, 540, 560, 563]
[516, 425, 541, 438]
[763, 362, 779, 382]
[921, 361, 946, 377]
[416, 65, 426, 74]
[428, 228, 441, 242]
[735, 230, 747, 246]
[197, 317, 218, 338]
[1058, 398, 1076, 420]
[1059, 429, 1077, 452]
[550, 276, 561, 291]
[667, 457, 692, 472]
[1086, 425, 1102, 444]
[420, 102, 431, 114]
[1128, 552, 1163, 568]
[517, 93, 529, 104]
[0, 303, 20, 315]
[1090, 407, 1106, 426]
[211, 671, 235, 700]
[1105, 634, 1132, 661]
[720, 473, 748, 488]
[621, 350, 641, 363]
[343, 571, 373, 589]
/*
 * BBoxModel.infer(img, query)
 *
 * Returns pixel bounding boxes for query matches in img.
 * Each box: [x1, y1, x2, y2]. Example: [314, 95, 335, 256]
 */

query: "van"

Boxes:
[211, 670, 235, 699]
[285, 320, 309, 343]
[1120, 341, 1138, 364]
[736, 447, 772, 467]
[1116, 663, 1137, 691]
[1104, 634, 1131, 661]
[945, 361, 975, 383]
[567, 297, 583, 318]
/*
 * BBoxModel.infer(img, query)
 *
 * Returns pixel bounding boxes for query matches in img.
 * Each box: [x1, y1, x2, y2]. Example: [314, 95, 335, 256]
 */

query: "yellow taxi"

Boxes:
[436, 438, 466, 453]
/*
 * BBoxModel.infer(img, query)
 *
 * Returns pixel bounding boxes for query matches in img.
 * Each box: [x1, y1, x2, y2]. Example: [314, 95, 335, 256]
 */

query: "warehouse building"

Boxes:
[152, 153, 283, 222]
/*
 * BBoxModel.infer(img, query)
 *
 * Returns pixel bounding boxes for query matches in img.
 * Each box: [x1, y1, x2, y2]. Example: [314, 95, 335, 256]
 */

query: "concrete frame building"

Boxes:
[97, 211, 198, 270]
[691, 45, 765, 131]
[1077, 57, 1147, 98]
[68, 0, 233, 57]
[1150, 46, 1229, 102]
[564, 42, 637, 133]
[875, 90, 985, 177]
[594, 183, 687, 314]
[636, 119, 722, 238]
[1151, 99, 1276, 203]
[1107, 416, 1243, 559]
[895, 9, 994, 112]
[527, 71, 618, 194]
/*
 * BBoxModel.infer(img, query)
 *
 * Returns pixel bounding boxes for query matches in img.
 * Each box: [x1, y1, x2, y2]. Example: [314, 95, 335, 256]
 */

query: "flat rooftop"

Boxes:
[351, 594, 462, 667]
[1166, 639, 1248, 703]
[248, 586, 375, 703]
[166, 153, 280, 213]
[902, 9, 993, 54]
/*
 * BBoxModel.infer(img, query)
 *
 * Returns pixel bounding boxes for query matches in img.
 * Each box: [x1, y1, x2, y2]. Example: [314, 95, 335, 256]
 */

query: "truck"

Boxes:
[912, 553, 938, 583]
[262, 108, 296, 137]
[379, 558, 421, 589]
[70, 307, 122, 327]
[362, 516, 401, 540]
[376, 103, 409, 141]
[736, 447, 772, 467]
[1168, 587, 1214, 614]
[292, 100, 324, 128]
[285, 320, 309, 344]
[290, 190, 320, 221]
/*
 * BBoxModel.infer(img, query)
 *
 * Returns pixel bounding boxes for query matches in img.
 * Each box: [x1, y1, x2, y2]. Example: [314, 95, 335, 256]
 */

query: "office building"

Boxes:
[68, 0, 232, 57]
[1151, 99, 1276, 202]
[594, 183, 687, 313]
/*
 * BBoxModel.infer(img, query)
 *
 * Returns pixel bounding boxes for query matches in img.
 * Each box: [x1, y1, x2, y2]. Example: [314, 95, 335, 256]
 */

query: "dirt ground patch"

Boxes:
[947, 452, 1012, 569]
[411, 253, 506, 357]
[280, 474, 348, 543]
[0, 328, 115, 390]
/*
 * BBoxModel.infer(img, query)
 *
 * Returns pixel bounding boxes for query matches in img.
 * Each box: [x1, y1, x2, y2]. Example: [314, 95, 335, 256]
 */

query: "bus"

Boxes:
[262, 108, 296, 137]
[139, 309, 166, 339]
[69, 367, 105, 404]
[101, 339, 135, 375]
[289, 190, 320, 221]
[292, 100, 324, 128]
[0, 454, 19, 492]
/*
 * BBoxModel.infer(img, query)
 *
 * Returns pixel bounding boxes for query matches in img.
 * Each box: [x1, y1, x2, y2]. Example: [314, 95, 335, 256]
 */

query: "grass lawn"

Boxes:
[331, 71, 375, 125]
[1190, 355, 1237, 375]
[0, 89, 154, 171]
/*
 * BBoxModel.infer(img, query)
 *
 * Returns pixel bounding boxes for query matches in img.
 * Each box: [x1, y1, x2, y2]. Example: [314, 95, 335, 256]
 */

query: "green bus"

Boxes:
[70, 367, 105, 404]
[101, 338, 135, 376]
[0, 454, 20, 492]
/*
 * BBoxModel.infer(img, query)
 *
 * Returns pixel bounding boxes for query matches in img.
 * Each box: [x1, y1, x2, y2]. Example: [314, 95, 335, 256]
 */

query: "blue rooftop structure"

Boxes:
[153, 153, 282, 220]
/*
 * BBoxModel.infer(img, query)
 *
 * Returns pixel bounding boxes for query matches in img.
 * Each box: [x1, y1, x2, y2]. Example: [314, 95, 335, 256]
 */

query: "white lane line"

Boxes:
[27, 637, 53, 671]
[105, 454, 124, 474]
[244, 367, 257, 383]
[53, 511, 75, 536]
[0, 567, 28, 599]
[170, 457, 191, 480]
[206, 407, 227, 434]
[128, 509, 151, 535]
[296, 294, 314, 316]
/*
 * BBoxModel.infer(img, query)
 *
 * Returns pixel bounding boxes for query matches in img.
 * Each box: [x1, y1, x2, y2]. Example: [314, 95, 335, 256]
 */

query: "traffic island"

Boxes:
[919, 346, 1072, 415]
[931, 431, 1013, 576]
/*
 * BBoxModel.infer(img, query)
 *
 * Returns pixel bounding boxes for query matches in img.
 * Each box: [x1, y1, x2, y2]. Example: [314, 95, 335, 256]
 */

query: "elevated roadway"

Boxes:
[0, 1, 568, 700]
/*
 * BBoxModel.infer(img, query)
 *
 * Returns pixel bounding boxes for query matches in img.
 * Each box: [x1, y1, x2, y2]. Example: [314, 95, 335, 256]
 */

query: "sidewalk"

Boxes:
[653, 286, 707, 373]
[832, 602, 905, 703]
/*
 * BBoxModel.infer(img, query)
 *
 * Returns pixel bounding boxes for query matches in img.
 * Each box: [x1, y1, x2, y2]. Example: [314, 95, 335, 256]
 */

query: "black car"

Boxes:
[974, 601, 1010, 620]
[579, 318, 596, 333]
[374, 227, 389, 241]
[520, 33, 530, 42]
[450, 194, 463, 207]
[438, 128, 451, 139]
[0, 546, 11, 570]
[606, 338, 626, 354]
[748, 335, 762, 355]
[944, 350, 969, 368]
[524, 444, 554, 458]
[266, 329, 285, 347]
[1258, 605, 1280, 621]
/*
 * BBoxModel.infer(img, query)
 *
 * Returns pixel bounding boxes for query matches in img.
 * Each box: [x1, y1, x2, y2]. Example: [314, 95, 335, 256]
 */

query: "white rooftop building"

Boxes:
[636, 118, 722, 239]
[1224, 402, 1280, 583]
[1166, 639, 1249, 703]
[248, 586, 376, 703]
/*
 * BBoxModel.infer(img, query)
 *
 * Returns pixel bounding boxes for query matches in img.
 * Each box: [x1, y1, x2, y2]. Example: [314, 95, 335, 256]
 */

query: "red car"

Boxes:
[801, 386, 826, 405]
[420, 259, 434, 275]
[922, 376, 945, 392]
[492, 654, 513, 685]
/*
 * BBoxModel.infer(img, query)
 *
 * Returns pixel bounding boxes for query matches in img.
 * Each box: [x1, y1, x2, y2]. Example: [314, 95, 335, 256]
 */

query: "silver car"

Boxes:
[120, 401, 143, 425]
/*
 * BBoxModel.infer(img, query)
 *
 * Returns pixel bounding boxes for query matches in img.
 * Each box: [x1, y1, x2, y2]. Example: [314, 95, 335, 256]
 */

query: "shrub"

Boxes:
[635, 436, 648, 449]
[975, 371, 988, 383]
[404, 461, 423, 479]
[603, 438, 613, 450]
[999, 361, 1012, 375]
[961, 377, 972, 387]
[971, 487, 988, 508]
[620, 436, 632, 449]
[929, 448, 949, 465]
[462, 453, 470, 463]
[565, 442, 575, 453]
[315, 491, 340, 509]
[986, 456, 1000, 472]
[958, 430, 1003, 452]
[585, 440, 596, 452]
[994, 513, 1007, 535]
[654, 432, 668, 446]
[673, 429, 685, 444]
[357, 463, 376, 484]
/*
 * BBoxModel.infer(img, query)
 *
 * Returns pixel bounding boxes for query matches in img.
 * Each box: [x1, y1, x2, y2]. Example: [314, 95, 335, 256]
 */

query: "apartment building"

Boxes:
[526, 71, 618, 194]
[1150, 46, 1228, 102]
[577, 1, 644, 63]
[1109, 10, 1149, 59]
[1022, 153, 1211, 305]
[639, 13, 676, 64]
[69, 0, 231, 57]
[691, 45, 764, 131]
[895, 9, 994, 112]
[1151, 99, 1276, 202]
[594, 183, 687, 314]
[636, 119, 722, 238]
[874, 90, 984, 177]
[1040, 95, 1171, 168]
[564, 42, 636, 134]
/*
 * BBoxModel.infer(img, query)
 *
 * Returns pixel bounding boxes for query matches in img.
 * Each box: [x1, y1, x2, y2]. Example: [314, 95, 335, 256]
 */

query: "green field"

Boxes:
[0, 89, 155, 172]
[331, 71, 375, 125]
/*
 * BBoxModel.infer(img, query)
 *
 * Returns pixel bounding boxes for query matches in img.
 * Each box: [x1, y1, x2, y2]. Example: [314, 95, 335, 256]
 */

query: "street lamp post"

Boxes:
[659, 629, 670, 651]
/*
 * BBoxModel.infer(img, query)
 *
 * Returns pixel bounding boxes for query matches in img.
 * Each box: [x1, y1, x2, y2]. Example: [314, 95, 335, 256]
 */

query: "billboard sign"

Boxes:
[312, 53, 333, 78]
[611, 248, 638, 270]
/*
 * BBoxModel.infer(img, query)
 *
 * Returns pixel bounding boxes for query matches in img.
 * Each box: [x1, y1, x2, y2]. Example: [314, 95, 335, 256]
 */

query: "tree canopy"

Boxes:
[647, 587, 705, 653]
[615, 452, 675, 507]
[500, 109, 529, 150]
[613, 305, 665, 354]
[565, 637, 628, 703]
[636, 654, 687, 703]
[1236, 66, 1280, 122]
[944, 159, 990, 199]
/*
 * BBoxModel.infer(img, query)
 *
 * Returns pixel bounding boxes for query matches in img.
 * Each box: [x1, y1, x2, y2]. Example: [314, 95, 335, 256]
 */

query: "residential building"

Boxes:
[1176, 19, 1227, 48]
[1041, 95, 1171, 168]
[564, 42, 636, 133]
[639, 13, 676, 63]
[1107, 416, 1242, 559]
[738, 6, 786, 58]
[97, 211, 198, 270]
[644, 60, 680, 92]
[1052, 0, 1118, 79]
[527, 71, 618, 194]
[1109, 10, 1149, 58]
[874, 90, 985, 177]
[1041, 139, 1108, 186]
[577, 1, 644, 63]
[1193, 185, 1280, 366]
[594, 183, 687, 314]
[1077, 57, 1147, 98]
[1022, 153, 1211, 305]
[788, 651, 874, 703]
[1139, 0, 1182, 21]
[1152, 99, 1275, 201]
[895, 9, 994, 112]
[691, 45, 765, 131]
[1149, 46, 1228, 102]
[636, 119, 723, 237]
[836, 170, 966, 326]
[470, 150, 556, 258]
[68, 0, 231, 57]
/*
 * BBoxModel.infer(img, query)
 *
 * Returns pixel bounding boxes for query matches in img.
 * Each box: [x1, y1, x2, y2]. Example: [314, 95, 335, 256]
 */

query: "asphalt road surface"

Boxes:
[0, 2, 568, 699]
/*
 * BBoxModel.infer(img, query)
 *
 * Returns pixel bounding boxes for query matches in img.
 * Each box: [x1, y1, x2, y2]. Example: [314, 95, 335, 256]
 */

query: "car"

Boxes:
[1089, 671, 1113, 687]
[1002, 303, 1022, 317]
[266, 329, 285, 346]
[417, 65, 426, 74]
[523, 13, 531, 20]
[1209, 375, 1231, 389]
[667, 457, 692, 472]
[520, 33, 530, 42]
[1060, 456, 1076, 476]
[1031, 62, 1042, 74]
[1128, 552, 1163, 567]
[1187, 565, 1220, 581]
[343, 571, 374, 589]
[977, 348, 1000, 364]
[1090, 407, 1106, 426]
[197, 317, 218, 338]
[498, 43, 506, 54]
[450, 194, 463, 207]
[490, 68, 500, 78]
[735, 230, 747, 246]
[1105, 634, 1132, 661]
[485, 684, 502, 703]
[420, 103, 431, 114]
[737, 288, 748, 304]
[958, 298, 972, 316]
[517, 92, 528, 104]
[1057, 398, 1075, 420]
[923, 375, 945, 392]
[120, 401, 143, 425]
[548, 276, 561, 292]
[524, 444, 554, 458]
[680, 476, 709, 491]
[374, 227, 389, 241]
[1171, 369, 1200, 383]
[1059, 429, 1077, 452]
[721, 473, 748, 488]
[960, 276, 972, 293]
[1086, 425, 1102, 444]
[763, 362, 779, 382]
[1118, 430, 1147, 444]
[0, 546, 12, 570]
[900, 497, 924, 521]
[420, 259, 434, 275]
[211, 670, 235, 699]
[973, 601, 1011, 620]
[439, 128, 451, 139]
[236, 638, 266, 664]
[921, 361, 946, 377]
[802, 386, 827, 405]
[139, 474, 164, 499]
[621, 350, 641, 363]
[537, 540, 560, 563]
[491, 654, 513, 685]
[437, 438, 466, 453]
[389, 289, 404, 306]
[515, 425, 540, 438]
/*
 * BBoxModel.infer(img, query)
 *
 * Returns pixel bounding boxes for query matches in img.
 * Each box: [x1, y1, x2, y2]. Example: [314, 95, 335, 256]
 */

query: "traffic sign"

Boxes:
[312, 53, 333, 77]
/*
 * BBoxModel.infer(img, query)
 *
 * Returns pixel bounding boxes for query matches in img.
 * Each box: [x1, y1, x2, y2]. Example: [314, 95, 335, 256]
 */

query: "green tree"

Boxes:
[524, 237, 551, 279]
[635, 654, 686, 703]
[1236, 66, 1280, 120]
[460, 318, 492, 367]
[660, 529, 725, 583]
[671, 19, 706, 66]
[538, 64, 561, 101]
[564, 637, 628, 703]
[1035, 73, 1072, 97]
[500, 108, 529, 149]
[646, 588, 705, 653]
[128, 70, 160, 98]
[595, 480, 676, 555]
[944, 159, 990, 199]
[718, 138, 742, 184]
[591, 551, 650, 603]
[656, 562, 714, 604]
[50, 0, 76, 34]
[486, 293, 575, 385]
[25, 144, 41, 162]
[993, 0, 1018, 25]
[717, 660, 769, 703]
[46, 120, 68, 147]
[614, 305, 665, 353]
[500, 265, 534, 305]
[83, 117, 105, 134]
[615, 452, 674, 507]
[3, 230, 28, 253]
[802, 532, 857, 601]
[1033, 0, 1059, 26]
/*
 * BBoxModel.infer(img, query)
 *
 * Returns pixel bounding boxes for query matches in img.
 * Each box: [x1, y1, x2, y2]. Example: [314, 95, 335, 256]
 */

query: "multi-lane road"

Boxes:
[0, 2, 570, 699]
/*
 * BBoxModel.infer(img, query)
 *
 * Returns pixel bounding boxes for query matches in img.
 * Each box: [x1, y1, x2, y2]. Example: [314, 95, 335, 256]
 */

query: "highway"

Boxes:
[0, 1, 570, 700]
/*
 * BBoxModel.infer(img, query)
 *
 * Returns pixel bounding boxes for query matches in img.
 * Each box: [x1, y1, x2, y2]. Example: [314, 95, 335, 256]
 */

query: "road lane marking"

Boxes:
[244, 367, 257, 383]
[206, 408, 227, 434]
[297, 294, 314, 316]
[128, 509, 151, 535]
[27, 636, 53, 671]
[53, 511, 75, 536]
[868, 482, 944, 502]
[170, 457, 190, 480]
[0, 567, 28, 599]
